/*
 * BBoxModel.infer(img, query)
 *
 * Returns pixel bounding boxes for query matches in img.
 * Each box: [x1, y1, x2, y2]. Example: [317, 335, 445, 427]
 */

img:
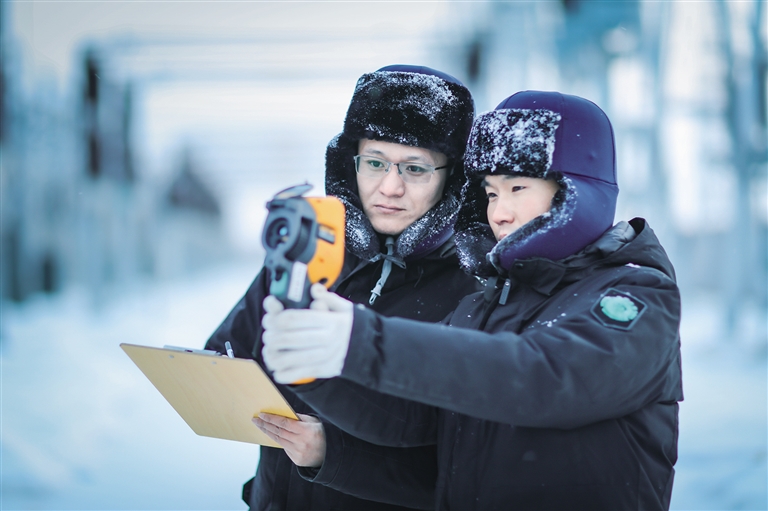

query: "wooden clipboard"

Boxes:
[121, 343, 297, 447]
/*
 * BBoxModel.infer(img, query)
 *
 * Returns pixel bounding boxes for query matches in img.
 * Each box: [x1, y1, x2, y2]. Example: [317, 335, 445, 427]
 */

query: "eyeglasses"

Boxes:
[353, 155, 450, 184]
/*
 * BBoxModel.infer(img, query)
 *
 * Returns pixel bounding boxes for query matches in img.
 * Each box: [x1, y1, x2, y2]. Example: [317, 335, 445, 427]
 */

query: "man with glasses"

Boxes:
[353, 142, 452, 257]
[205, 65, 478, 510]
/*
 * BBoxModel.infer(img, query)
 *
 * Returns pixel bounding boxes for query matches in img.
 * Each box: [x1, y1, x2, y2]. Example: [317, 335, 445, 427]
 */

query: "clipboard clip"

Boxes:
[163, 345, 221, 356]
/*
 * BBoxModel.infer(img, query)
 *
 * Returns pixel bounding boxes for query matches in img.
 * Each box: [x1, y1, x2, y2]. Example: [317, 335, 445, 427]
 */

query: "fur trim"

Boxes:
[344, 70, 474, 162]
[464, 109, 561, 178]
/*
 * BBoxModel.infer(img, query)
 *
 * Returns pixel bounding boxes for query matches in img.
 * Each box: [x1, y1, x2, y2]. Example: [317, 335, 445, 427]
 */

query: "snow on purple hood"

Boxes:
[455, 91, 619, 276]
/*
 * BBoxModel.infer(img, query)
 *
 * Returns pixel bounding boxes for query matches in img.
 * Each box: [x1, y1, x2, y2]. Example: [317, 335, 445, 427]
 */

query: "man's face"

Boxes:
[483, 175, 560, 241]
[356, 139, 449, 236]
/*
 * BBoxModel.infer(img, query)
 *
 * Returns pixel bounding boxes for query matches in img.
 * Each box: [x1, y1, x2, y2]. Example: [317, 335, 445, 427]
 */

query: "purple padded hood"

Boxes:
[455, 91, 618, 275]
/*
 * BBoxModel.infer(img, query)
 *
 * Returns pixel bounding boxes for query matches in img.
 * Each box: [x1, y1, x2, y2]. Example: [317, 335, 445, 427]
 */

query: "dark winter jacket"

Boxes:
[290, 91, 682, 510]
[205, 65, 478, 510]
[293, 218, 683, 510]
[207, 240, 478, 510]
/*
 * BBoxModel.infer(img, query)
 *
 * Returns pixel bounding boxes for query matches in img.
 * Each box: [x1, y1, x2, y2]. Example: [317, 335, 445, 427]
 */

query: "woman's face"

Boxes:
[483, 175, 560, 241]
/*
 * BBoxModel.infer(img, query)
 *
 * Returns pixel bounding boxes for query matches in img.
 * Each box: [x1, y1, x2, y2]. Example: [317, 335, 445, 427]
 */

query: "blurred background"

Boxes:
[1, 1, 766, 509]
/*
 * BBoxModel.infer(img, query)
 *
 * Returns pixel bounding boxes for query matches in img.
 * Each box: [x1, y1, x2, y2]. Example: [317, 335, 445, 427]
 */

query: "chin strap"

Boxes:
[368, 236, 404, 305]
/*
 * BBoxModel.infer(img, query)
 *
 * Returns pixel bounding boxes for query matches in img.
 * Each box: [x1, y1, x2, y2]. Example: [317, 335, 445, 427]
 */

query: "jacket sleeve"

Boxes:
[292, 378, 438, 447]
[205, 268, 268, 361]
[296, 420, 436, 510]
[340, 269, 682, 430]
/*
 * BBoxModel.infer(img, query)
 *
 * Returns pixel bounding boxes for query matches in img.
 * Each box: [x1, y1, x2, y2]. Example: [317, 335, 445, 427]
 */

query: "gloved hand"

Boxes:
[262, 283, 354, 384]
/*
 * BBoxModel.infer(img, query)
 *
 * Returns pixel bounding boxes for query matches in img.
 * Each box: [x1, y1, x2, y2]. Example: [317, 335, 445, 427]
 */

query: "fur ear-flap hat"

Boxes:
[455, 90, 619, 276]
[326, 65, 475, 261]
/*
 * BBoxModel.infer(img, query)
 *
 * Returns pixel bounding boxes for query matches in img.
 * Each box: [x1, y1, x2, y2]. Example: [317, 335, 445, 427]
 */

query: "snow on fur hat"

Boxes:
[455, 91, 618, 275]
[343, 65, 474, 161]
[326, 65, 475, 261]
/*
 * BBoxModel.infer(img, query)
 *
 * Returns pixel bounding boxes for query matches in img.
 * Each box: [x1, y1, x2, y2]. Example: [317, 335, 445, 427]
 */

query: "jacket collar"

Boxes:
[491, 219, 673, 295]
[507, 258, 568, 296]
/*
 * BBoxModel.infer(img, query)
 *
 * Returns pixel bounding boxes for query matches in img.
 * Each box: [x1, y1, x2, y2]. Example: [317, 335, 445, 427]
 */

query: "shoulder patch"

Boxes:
[590, 288, 647, 330]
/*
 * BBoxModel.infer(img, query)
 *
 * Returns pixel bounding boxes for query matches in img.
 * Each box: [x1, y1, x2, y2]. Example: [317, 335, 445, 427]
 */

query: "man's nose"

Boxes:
[377, 166, 406, 196]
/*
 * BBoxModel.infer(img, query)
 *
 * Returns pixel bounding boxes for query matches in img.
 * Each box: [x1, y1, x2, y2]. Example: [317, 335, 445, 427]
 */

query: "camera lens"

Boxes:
[265, 218, 290, 248]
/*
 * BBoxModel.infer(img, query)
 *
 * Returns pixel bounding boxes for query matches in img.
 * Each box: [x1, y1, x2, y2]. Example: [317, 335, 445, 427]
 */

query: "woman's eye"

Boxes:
[367, 159, 385, 169]
[511, 186, 526, 192]
[485, 191, 497, 200]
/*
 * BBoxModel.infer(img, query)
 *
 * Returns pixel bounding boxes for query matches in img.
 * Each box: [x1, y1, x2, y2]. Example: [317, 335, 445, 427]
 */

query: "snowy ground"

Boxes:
[1, 260, 766, 510]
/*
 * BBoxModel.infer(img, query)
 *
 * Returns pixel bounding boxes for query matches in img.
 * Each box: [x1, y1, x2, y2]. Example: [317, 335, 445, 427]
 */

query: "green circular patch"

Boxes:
[600, 295, 639, 322]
